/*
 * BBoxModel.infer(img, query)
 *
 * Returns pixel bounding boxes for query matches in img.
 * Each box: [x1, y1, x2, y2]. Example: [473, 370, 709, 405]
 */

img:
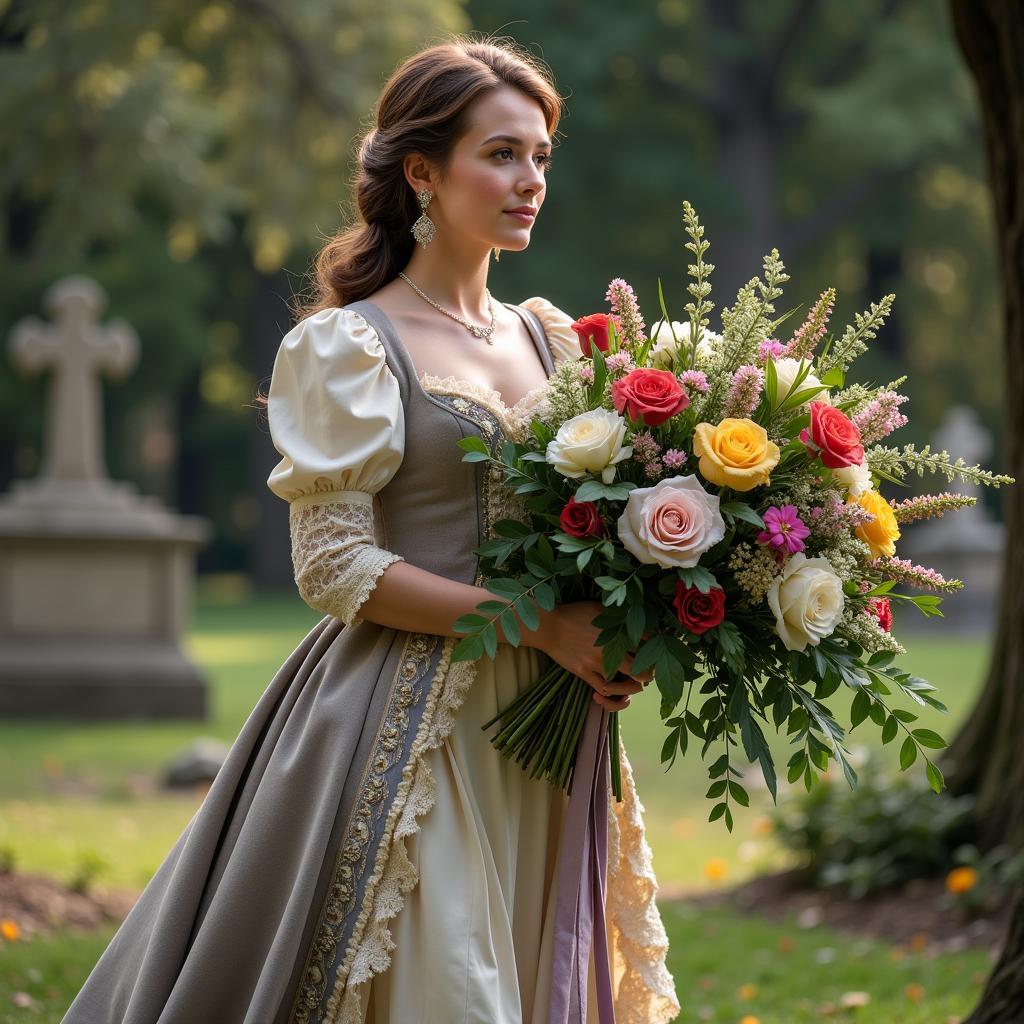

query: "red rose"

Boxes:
[800, 401, 865, 469]
[868, 597, 893, 632]
[611, 368, 690, 427]
[672, 581, 726, 635]
[559, 497, 603, 539]
[571, 313, 620, 357]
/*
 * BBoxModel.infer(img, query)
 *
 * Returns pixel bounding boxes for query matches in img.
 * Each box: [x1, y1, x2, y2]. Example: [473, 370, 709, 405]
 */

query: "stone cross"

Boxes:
[8, 276, 138, 484]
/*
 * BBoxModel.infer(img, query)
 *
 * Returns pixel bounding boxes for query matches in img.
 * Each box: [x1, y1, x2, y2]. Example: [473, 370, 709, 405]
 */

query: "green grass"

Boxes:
[660, 901, 993, 1023]
[0, 902, 993, 1023]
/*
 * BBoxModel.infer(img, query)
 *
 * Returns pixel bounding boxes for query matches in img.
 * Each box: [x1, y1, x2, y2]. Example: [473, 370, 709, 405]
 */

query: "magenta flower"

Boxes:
[756, 504, 810, 554]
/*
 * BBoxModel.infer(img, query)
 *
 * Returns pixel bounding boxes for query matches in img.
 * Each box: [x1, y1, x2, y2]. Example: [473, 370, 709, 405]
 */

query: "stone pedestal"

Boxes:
[0, 480, 211, 717]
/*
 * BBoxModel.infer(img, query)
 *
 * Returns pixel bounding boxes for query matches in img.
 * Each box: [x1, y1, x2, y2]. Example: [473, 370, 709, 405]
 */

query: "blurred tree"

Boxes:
[938, 1, 1024, 1017]
[0, 0, 467, 582]
[478, 0, 1002, 490]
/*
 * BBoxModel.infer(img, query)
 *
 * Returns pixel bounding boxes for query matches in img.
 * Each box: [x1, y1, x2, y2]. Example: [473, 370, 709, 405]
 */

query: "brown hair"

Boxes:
[250, 32, 565, 412]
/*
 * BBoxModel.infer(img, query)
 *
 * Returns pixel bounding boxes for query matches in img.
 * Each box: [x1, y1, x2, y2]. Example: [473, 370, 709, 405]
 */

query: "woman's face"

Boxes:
[425, 87, 553, 254]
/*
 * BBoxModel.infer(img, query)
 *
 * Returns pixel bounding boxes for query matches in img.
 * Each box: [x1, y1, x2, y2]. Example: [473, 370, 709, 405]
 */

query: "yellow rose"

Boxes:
[692, 419, 780, 492]
[851, 489, 900, 558]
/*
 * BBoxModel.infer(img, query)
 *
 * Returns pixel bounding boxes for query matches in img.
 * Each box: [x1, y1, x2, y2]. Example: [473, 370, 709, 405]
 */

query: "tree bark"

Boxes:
[943, 1, 1024, 1019]
[940, 0, 1024, 855]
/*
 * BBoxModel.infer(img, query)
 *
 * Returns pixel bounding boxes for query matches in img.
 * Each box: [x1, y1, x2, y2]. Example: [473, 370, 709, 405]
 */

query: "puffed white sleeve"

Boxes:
[266, 307, 405, 628]
[519, 295, 581, 368]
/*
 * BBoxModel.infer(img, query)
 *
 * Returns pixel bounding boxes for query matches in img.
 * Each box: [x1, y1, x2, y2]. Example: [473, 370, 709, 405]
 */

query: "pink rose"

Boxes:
[615, 474, 726, 568]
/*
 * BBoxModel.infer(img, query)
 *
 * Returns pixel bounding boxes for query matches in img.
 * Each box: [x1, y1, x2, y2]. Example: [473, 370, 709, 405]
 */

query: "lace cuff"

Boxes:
[288, 489, 404, 628]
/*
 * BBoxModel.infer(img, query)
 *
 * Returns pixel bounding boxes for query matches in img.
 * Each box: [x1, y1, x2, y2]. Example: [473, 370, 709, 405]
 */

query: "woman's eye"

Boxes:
[494, 148, 554, 170]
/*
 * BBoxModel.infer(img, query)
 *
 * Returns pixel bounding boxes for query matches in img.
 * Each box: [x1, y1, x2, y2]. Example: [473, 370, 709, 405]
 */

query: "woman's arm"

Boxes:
[358, 561, 650, 710]
[355, 557, 524, 642]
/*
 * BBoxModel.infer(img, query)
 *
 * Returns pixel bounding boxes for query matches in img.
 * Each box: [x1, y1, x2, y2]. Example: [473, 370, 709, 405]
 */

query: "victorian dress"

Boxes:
[61, 296, 681, 1024]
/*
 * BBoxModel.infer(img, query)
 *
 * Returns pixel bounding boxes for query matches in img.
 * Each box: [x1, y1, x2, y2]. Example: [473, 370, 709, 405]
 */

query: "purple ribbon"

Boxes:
[548, 700, 616, 1023]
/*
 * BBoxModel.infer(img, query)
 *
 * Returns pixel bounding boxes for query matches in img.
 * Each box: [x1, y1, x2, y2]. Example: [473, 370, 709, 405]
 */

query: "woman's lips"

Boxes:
[504, 211, 535, 223]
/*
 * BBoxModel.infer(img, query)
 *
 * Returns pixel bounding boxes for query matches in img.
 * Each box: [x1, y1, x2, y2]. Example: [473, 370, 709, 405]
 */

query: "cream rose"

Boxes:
[649, 320, 721, 369]
[832, 459, 874, 497]
[765, 552, 845, 652]
[546, 408, 632, 484]
[616, 474, 726, 568]
[771, 357, 830, 408]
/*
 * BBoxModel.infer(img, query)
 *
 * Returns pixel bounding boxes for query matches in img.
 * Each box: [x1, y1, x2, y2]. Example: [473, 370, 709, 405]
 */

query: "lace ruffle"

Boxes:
[289, 491, 403, 628]
[608, 743, 681, 1023]
[330, 638, 480, 1023]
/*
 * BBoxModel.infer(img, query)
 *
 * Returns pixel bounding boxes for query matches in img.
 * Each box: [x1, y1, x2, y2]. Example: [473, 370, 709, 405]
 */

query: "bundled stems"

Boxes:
[482, 664, 623, 801]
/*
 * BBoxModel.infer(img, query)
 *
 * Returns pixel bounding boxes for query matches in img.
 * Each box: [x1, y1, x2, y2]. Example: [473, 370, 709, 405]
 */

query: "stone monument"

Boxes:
[0, 276, 211, 718]
[898, 405, 1005, 634]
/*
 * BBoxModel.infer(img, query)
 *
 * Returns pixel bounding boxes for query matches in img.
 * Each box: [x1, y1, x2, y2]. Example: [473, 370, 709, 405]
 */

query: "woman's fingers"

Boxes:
[593, 691, 631, 710]
[619, 652, 654, 686]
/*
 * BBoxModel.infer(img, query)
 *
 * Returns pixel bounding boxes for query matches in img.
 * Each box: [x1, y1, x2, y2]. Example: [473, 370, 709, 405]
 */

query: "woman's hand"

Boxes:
[526, 600, 653, 711]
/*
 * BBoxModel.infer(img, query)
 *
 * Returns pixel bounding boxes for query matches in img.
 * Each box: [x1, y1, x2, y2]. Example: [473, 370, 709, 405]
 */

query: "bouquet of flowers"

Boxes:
[451, 201, 1014, 824]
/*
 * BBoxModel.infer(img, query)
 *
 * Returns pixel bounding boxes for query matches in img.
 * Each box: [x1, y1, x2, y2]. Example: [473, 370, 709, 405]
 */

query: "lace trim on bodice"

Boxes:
[288, 490, 404, 628]
[419, 373, 551, 444]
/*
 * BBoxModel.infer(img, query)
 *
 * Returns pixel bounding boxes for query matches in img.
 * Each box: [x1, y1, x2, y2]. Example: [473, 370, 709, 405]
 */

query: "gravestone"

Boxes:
[898, 405, 1004, 634]
[0, 276, 211, 718]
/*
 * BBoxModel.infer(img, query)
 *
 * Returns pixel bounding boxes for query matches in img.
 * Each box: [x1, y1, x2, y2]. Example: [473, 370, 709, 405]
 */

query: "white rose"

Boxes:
[766, 552, 845, 652]
[648, 320, 721, 368]
[546, 408, 632, 484]
[771, 357, 830, 408]
[832, 459, 874, 497]
[616, 474, 726, 568]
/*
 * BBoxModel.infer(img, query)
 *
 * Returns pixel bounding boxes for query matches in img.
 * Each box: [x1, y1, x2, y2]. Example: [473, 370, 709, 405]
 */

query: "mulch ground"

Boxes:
[666, 866, 1012, 957]
[0, 871, 137, 940]
[0, 865, 1013, 959]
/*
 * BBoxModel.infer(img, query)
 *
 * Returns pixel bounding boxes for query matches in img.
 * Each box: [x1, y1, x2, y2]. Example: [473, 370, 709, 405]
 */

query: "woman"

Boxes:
[62, 34, 680, 1024]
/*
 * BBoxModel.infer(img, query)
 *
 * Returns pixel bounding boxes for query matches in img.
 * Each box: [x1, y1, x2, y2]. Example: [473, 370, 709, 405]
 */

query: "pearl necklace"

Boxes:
[398, 271, 496, 344]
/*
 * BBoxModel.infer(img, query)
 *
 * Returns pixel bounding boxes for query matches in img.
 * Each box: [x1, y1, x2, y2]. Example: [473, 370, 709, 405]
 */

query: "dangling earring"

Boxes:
[492, 247, 501, 262]
[411, 189, 435, 248]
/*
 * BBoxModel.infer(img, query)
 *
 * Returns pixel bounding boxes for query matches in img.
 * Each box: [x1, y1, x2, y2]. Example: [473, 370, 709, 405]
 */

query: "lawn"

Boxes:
[0, 578, 998, 1020]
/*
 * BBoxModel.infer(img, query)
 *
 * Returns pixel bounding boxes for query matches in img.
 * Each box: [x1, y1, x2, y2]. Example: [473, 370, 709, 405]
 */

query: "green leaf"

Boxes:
[534, 582, 557, 611]
[499, 607, 520, 648]
[452, 634, 484, 662]
[661, 730, 679, 767]
[460, 450, 491, 463]
[850, 689, 870, 729]
[706, 780, 727, 798]
[481, 623, 498, 660]
[926, 760, 945, 794]
[720, 501, 766, 529]
[708, 801, 726, 822]
[881, 715, 898, 744]
[728, 780, 749, 807]
[911, 728, 947, 749]
[456, 435, 489, 454]
[485, 578, 526, 600]
[516, 597, 540, 632]
[899, 736, 918, 770]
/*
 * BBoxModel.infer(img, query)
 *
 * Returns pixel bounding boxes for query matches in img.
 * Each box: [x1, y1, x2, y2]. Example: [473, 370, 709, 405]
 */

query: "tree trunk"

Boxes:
[944, 1, 1024, 1019]
[940, 0, 1024, 855]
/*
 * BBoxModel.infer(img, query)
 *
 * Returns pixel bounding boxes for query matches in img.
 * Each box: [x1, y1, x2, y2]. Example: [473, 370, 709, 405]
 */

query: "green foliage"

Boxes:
[770, 751, 976, 899]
